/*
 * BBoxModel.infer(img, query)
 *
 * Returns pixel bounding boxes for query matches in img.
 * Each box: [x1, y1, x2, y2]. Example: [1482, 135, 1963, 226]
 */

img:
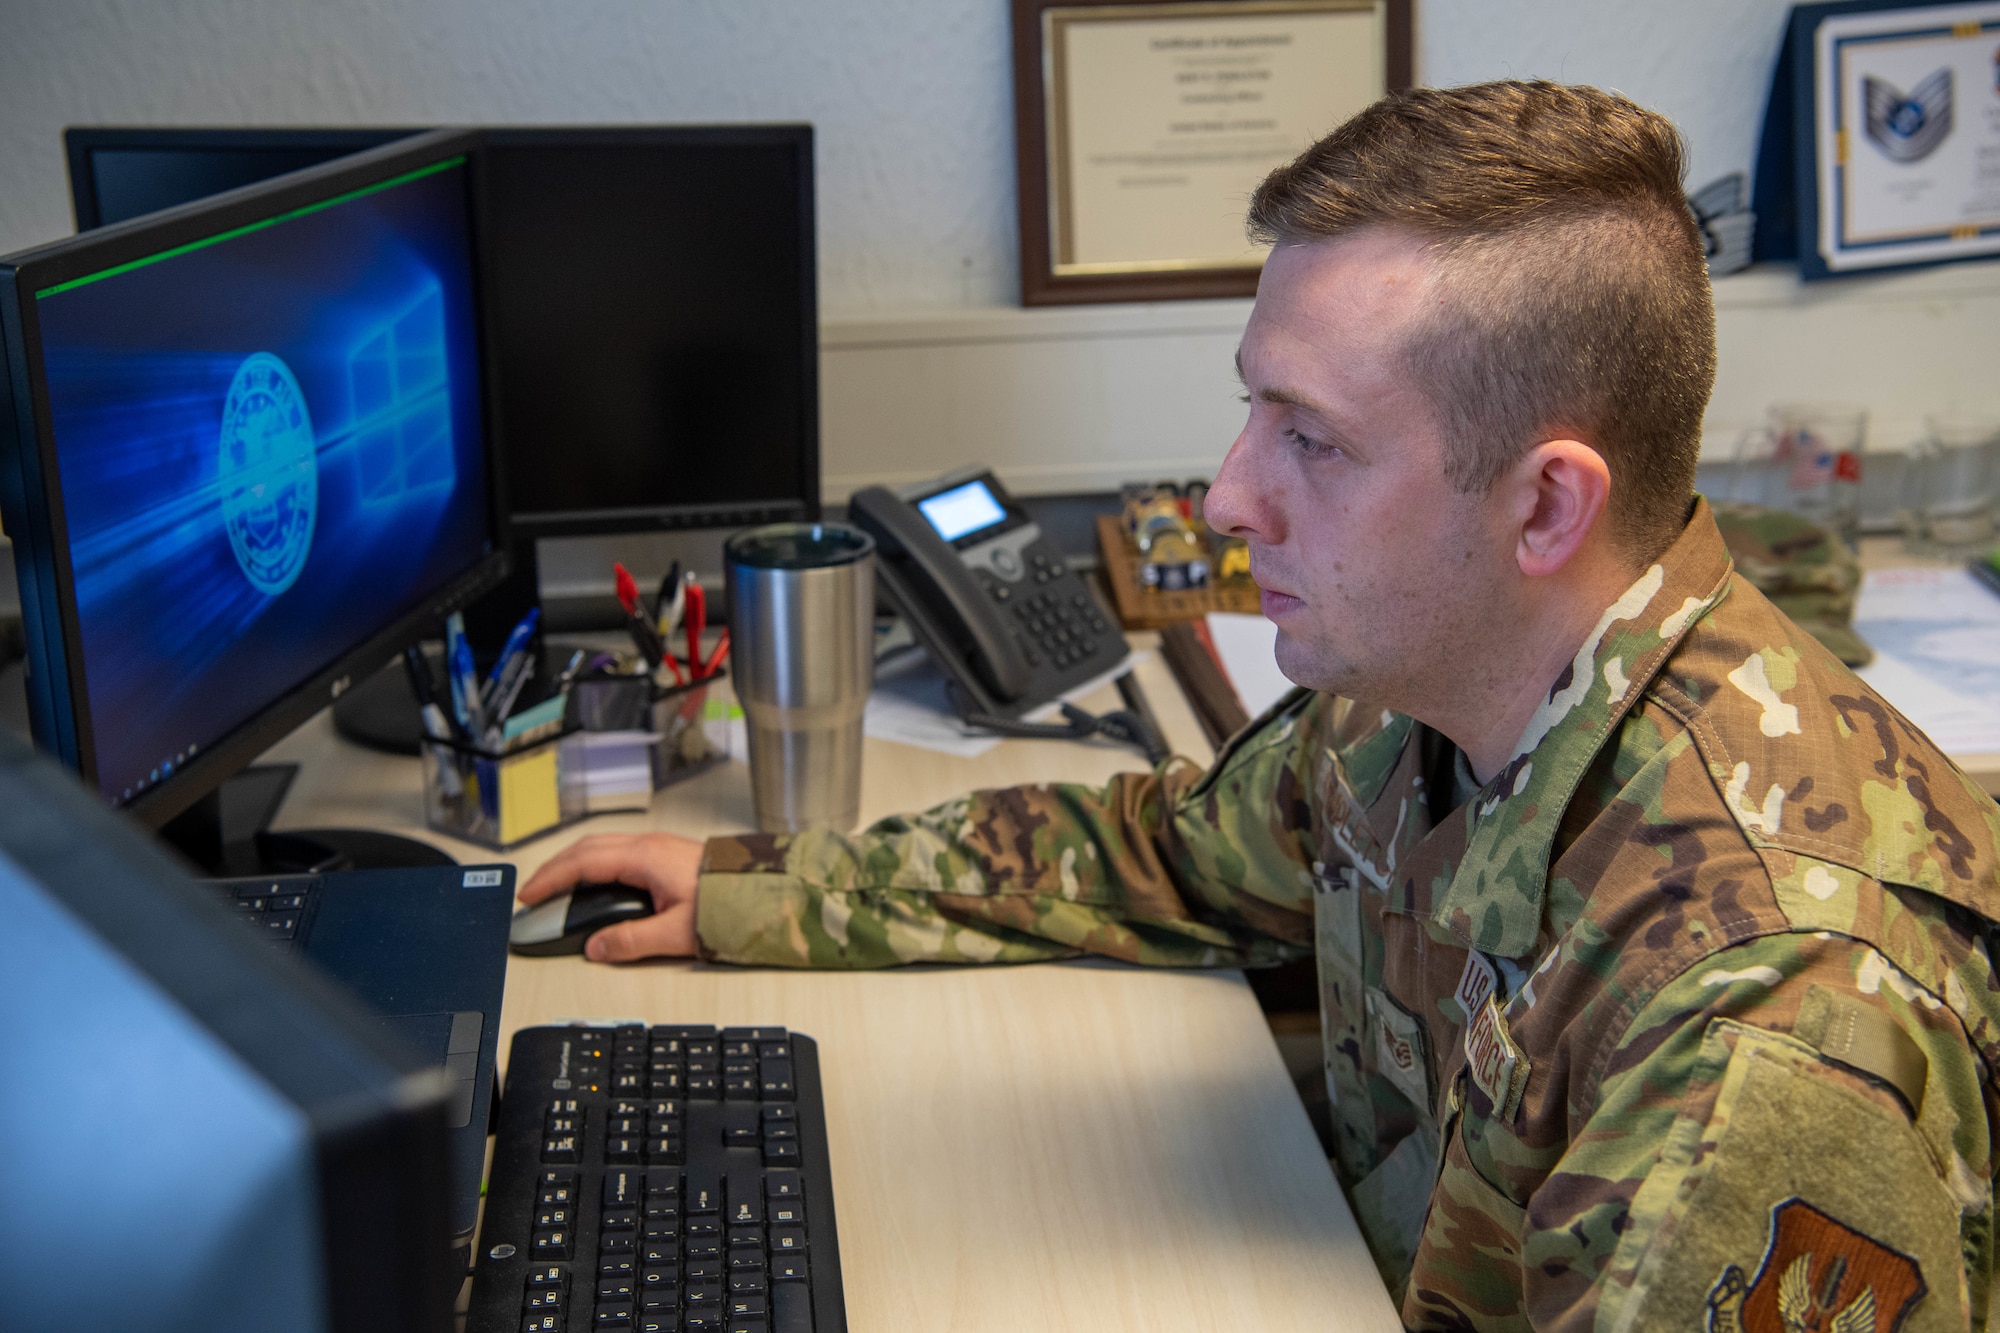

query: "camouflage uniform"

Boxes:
[696, 498, 2000, 1331]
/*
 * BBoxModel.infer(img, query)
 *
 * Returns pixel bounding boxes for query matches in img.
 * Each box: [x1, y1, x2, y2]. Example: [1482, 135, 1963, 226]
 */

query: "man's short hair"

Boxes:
[1249, 80, 1716, 562]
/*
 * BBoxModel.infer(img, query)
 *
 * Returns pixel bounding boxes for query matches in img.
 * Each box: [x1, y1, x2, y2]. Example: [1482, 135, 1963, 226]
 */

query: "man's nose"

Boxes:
[1203, 431, 1266, 541]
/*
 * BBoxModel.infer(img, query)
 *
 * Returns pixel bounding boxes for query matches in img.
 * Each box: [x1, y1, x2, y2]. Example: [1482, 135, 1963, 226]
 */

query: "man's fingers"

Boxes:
[520, 835, 661, 906]
[584, 905, 696, 962]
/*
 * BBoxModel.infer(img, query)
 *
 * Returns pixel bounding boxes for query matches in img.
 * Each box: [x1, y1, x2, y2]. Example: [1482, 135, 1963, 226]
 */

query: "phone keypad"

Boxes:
[1012, 589, 1109, 670]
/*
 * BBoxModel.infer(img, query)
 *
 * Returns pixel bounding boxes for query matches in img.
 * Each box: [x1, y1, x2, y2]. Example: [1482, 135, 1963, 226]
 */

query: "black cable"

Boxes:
[947, 681, 1169, 765]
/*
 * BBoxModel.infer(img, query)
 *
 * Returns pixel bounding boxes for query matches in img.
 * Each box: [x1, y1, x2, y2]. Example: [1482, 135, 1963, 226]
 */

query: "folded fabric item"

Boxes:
[1711, 499, 1873, 667]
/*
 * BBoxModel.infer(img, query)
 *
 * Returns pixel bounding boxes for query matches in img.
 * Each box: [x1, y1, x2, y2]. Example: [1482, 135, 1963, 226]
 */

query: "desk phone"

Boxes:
[849, 468, 1127, 719]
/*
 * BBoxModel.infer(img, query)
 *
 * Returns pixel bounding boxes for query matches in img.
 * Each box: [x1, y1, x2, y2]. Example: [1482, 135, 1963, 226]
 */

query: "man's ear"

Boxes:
[1509, 439, 1611, 578]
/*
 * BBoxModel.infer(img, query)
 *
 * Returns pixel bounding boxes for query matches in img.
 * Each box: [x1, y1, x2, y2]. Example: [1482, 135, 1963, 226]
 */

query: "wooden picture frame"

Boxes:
[1011, 0, 1411, 306]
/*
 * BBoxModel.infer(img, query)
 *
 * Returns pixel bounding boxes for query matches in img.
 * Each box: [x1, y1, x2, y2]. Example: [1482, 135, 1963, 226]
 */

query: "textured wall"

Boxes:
[0, 0, 1797, 312]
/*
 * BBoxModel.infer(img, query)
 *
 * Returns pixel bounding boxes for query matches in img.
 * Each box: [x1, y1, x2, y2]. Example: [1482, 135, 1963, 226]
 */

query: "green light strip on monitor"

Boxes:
[34, 155, 466, 300]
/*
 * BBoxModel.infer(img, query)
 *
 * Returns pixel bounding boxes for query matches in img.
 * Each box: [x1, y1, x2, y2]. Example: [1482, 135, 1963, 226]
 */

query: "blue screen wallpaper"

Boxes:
[34, 163, 492, 803]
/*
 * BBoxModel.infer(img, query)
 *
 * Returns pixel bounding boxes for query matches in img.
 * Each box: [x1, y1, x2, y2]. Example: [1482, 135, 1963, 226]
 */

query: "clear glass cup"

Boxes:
[1733, 403, 1866, 546]
[1904, 414, 2000, 555]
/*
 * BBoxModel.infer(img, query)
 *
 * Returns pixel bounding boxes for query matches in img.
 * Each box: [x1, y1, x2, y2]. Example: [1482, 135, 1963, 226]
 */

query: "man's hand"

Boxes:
[518, 832, 706, 962]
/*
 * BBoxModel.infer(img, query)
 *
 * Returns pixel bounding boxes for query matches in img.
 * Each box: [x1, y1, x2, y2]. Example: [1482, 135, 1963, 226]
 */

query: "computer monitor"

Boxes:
[0, 129, 507, 833]
[0, 728, 457, 1333]
[65, 126, 422, 232]
[64, 124, 821, 539]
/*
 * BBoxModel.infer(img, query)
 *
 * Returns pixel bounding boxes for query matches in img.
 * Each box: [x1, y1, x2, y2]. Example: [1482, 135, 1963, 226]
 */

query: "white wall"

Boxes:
[0, 0, 1808, 312]
[2, 0, 1995, 514]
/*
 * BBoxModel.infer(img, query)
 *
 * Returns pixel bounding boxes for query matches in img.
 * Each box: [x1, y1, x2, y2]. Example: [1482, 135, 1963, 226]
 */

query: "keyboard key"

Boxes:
[641, 1240, 677, 1267]
[727, 1320, 769, 1333]
[768, 1226, 806, 1253]
[687, 1219, 721, 1241]
[647, 1137, 685, 1165]
[646, 1169, 681, 1197]
[608, 1115, 644, 1137]
[593, 1301, 635, 1328]
[728, 1271, 768, 1295]
[767, 1200, 803, 1226]
[599, 1253, 636, 1280]
[549, 1114, 582, 1136]
[726, 1173, 764, 1224]
[686, 1259, 722, 1282]
[728, 1226, 762, 1249]
[644, 1217, 680, 1243]
[728, 1254, 765, 1274]
[724, 1075, 759, 1099]
[606, 1136, 644, 1163]
[640, 1267, 678, 1293]
[769, 1256, 807, 1283]
[540, 1173, 578, 1207]
[543, 1135, 580, 1164]
[763, 1170, 801, 1200]
[722, 1108, 759, 1145]
[525, 1287, 565, 1312]
[604, 1169, 642, 1210]
[638, 1318, 673, 1333]
[523, 1314, 561, 1333]
[264, 912, 300, 938]
[685, 1282, 723, 1309]
[536, 1206, 572, 1229]
[527, 1264, 567, 1289]
[686, 1238, 723, 1259]
[598, 1277, 636, 1303]
[757, 1041, 789, 1059]
[762, 1122, 796, 1142]
[759, 1061, 794, 1100]
[772, 1282, 813, 1333]
[270, 894, 307, 911]
[600, 1230, 635, 1254]
[687, 1073, 719, 1097]
[762, 1141, 799, 1166]
[531, 1228, 571, 1260]
[728, 1293, 768, 1317]
[603, 1207, 639, 1232]
[687, 1169, 721, 1214]
[682, 1313, 722, 1332]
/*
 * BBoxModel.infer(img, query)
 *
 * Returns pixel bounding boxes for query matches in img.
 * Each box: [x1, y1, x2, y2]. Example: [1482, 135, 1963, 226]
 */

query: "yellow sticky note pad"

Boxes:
[498, 745, 561, 844]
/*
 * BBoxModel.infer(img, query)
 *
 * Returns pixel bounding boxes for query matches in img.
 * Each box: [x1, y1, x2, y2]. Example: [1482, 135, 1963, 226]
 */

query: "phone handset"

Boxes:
[848, 485, 1034, 703]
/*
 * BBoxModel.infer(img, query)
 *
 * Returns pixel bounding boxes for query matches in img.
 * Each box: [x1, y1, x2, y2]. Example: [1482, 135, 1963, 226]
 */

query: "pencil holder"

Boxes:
[419, 726, 586, 850]
[567, 669, 731, 812]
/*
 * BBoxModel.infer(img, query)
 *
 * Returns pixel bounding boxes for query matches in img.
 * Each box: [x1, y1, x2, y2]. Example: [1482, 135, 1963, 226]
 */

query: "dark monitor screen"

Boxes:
[65, 126, 821, 538]
[3, 131, 505, 822]
[0, 731, 456, 1333]
[65, 127, 420, 232]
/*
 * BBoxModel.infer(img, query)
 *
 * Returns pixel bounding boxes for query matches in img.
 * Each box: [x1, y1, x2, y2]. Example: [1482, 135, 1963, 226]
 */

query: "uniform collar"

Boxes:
[1420, 497, 1736, 957]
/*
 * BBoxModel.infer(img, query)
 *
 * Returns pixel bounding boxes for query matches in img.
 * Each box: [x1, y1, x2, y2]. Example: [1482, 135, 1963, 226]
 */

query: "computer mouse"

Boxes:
[509, 883, 656, 956]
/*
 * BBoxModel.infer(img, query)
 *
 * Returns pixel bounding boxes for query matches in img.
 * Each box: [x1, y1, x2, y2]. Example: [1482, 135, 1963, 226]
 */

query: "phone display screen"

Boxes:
[917, 479, 1008, 543]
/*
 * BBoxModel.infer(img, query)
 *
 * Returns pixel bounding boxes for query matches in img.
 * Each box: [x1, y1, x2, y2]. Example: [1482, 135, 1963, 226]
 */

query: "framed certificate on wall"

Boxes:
[1011, 0, 1412, 305]
[1770, 0, 2000, 279]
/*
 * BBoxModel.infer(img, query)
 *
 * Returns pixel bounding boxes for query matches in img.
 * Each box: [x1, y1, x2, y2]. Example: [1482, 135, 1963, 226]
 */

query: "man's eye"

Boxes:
[1285, 427, 1336, 456]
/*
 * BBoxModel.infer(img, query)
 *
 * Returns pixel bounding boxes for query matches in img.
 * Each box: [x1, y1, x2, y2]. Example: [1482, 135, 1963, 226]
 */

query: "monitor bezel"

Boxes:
[63, 125, 425, 231]
[0, 128, 512, 827]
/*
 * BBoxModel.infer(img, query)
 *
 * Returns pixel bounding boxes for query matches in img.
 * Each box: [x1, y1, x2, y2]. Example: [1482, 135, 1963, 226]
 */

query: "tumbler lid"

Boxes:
[725, 522, 875, 570]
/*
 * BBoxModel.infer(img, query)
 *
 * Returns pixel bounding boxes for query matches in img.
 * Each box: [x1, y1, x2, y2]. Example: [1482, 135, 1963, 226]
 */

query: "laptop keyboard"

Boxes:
[208, 873, 321, 951]
[468, 1023, 847, 1333]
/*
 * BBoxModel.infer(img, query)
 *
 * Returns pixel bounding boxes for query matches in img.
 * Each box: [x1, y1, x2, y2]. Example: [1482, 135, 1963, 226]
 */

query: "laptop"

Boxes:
[208, 862, 514, 1241]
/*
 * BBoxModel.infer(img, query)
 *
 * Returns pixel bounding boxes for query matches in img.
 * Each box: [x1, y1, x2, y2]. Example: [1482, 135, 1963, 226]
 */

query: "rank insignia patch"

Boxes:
[1706, 1198, 1926, 1333]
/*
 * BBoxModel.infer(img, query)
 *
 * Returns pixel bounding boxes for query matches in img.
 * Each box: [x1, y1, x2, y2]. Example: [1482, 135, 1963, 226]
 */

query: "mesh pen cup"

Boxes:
[725, 523, 875, 833]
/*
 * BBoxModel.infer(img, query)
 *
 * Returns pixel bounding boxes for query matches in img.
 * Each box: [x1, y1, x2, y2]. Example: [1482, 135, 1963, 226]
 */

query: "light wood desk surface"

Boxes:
[264, 640, 1401, 1333]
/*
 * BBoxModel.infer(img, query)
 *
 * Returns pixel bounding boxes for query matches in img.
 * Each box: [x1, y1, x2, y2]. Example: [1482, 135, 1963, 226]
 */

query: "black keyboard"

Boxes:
[208, 873, 321, 950]
[468, 1024, 847, 1333]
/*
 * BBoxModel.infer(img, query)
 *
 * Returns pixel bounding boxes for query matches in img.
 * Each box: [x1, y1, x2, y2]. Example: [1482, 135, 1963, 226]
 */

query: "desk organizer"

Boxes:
[420, 726, 585, 851]
[419, 671, 730, 850]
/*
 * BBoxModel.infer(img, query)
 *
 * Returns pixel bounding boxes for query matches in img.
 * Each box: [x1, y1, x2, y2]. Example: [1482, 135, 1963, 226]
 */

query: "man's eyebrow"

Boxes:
[1234, 348, 1332, 413]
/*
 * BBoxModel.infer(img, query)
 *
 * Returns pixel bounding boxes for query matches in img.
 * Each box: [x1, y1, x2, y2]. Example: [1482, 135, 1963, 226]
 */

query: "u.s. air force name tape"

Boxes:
[1465, 993, 1530, 1119]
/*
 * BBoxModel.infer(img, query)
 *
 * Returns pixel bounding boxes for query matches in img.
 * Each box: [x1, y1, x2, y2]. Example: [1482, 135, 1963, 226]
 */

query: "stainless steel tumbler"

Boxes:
[724, 523, 876, 833]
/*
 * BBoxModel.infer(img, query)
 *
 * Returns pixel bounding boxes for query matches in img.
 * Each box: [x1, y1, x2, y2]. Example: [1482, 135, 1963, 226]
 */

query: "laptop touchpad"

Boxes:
[376, 1010, 484, 1128]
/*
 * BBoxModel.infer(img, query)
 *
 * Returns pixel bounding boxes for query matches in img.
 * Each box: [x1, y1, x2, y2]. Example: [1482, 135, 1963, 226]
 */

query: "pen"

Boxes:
[656, 560, 685, 638]
[404, 644, 468, 744]
[488, 656, 536, 735]
[682, 572, 707, 678]
[444, 613, 485, 739]
[481, 607, 541, 714]
[614, 562, 668, 669]
[554, 648, 588, 693]
[452, 638, 487, 742]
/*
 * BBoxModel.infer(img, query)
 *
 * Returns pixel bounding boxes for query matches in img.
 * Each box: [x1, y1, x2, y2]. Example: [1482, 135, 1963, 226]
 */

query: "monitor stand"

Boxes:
[159, 763, 454, 875]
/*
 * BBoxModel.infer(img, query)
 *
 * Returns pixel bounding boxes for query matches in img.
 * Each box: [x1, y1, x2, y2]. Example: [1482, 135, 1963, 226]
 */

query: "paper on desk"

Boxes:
[1852, 567, 2000, 755]
[1205, 612, 1291, 718]
[862, 646, 1144, 757]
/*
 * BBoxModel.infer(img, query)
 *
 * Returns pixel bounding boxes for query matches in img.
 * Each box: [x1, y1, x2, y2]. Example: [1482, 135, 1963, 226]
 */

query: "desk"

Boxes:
[263, 639, 1401, 1333]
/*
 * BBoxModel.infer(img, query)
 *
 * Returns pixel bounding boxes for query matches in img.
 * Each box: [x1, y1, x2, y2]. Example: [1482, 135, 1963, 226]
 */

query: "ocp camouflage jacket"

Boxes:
[695, 499, 2000, 1332]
